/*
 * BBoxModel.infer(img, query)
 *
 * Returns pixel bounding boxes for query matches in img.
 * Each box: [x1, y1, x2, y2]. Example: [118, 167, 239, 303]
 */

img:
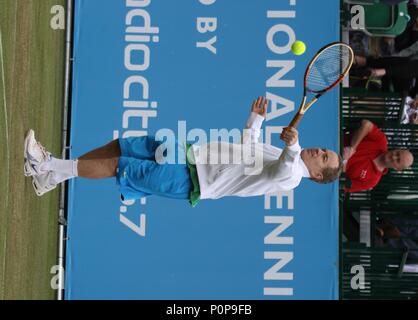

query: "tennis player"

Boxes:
[24, 97, 343, 206]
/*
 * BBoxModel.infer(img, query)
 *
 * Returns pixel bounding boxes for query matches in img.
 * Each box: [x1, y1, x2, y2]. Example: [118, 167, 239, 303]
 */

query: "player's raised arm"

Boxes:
[252, 126, 302, 182]
[276, 126, 302, 169]
[242, 96, 267, 144]
[251, 96, 267, 118]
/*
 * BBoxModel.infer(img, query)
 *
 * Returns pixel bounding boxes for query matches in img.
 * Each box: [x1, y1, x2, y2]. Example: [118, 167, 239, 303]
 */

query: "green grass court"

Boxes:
[0, 0, 66, 299]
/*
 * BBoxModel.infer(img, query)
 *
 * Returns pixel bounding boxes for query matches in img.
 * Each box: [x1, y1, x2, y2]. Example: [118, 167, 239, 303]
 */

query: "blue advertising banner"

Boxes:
[66, 0, 340, 299]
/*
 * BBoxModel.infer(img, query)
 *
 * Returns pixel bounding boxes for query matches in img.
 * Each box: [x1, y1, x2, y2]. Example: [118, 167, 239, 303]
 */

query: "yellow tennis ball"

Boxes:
[291, 41, 306, 56]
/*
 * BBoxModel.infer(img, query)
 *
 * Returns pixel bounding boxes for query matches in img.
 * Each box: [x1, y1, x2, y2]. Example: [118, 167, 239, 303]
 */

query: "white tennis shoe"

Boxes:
[24, 129, 51, 177]
[32, 172, 57, 196]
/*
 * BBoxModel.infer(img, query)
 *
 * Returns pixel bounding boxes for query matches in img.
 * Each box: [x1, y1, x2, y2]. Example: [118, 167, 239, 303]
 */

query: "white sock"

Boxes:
[49, 171, 74, 185]
[39, 157, 79, 177]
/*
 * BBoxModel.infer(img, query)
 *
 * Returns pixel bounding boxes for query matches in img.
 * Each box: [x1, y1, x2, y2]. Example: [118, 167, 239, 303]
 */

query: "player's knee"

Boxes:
[111, 157, 120, 176]
[110, 139, 121, 157]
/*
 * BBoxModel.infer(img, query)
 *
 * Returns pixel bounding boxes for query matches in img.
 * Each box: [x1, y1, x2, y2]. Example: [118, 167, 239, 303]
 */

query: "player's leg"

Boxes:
[31, 156, 121, 196]
[117, 156, 191, 200]
[30, 155, 122, 196]
[26, 135, 166, 178]
[74, 135, 173, 178]
[77, 157, 119, 179]
[31, 155, 120, 196]
[25, 131, 190, 199]
[119, 136, 165, 160]
[25, 130, 121, 195]
[25, 131, 121, 177]
[75, 135, 171, 178]
[77, 139, 121, 160]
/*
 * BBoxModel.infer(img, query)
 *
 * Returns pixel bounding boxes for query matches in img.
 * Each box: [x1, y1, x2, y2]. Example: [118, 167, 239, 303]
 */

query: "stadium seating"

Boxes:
[340, 88, 418, 299]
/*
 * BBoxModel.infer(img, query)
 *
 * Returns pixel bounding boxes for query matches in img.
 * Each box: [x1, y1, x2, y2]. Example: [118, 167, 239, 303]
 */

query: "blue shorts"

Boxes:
[116, 136, 192, 201]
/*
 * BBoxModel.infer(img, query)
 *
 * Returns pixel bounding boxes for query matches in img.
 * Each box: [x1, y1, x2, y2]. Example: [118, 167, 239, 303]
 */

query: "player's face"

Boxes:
[301, 148, 340, 180]
[384, 150, 413, 171]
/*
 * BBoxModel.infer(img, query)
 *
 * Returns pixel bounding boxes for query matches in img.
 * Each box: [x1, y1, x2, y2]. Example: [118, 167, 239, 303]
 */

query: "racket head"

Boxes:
[304, 42, 354, 97]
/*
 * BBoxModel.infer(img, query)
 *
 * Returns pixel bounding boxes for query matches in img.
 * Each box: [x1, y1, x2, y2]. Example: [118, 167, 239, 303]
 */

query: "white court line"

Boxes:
[0, 29, 10, 204]
[0, 27, 10, 298]
[0, 30, 9, 167]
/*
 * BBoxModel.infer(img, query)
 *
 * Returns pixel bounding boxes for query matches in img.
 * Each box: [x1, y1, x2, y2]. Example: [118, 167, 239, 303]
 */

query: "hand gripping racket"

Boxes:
[289, 42, 354, 128]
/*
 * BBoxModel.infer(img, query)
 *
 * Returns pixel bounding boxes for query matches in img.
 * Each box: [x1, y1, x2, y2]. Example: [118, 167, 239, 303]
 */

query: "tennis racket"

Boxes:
[289, 42, 354, 128]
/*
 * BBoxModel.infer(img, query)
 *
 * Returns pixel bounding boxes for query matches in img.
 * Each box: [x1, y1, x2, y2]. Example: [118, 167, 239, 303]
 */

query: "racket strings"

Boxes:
[306, 45, 352, 93]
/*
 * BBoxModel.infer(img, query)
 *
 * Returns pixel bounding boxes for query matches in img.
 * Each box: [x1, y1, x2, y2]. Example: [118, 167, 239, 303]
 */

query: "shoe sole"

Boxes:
[32, 174, 56, 197]
[24, 159, 34, 177]
[23, 129, 35, 177]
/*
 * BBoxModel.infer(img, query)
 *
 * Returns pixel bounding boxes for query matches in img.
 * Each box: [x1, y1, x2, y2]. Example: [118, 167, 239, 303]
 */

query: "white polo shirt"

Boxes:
[189, 112, 310, 200]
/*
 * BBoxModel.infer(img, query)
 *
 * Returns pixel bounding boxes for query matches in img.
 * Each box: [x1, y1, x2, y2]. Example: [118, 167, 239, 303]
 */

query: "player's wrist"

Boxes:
[287, 140, 297, 146]
[287, 140, 301, 152]
[248, 112, 265, 128]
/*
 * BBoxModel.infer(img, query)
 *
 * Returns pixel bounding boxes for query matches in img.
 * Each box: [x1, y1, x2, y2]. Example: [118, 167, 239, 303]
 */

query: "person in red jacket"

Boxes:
[343, 119, 414, 193]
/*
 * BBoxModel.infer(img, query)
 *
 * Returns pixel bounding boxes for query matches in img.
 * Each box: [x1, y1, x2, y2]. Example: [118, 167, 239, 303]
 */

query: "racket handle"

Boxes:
[289, 112, 303, 128]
